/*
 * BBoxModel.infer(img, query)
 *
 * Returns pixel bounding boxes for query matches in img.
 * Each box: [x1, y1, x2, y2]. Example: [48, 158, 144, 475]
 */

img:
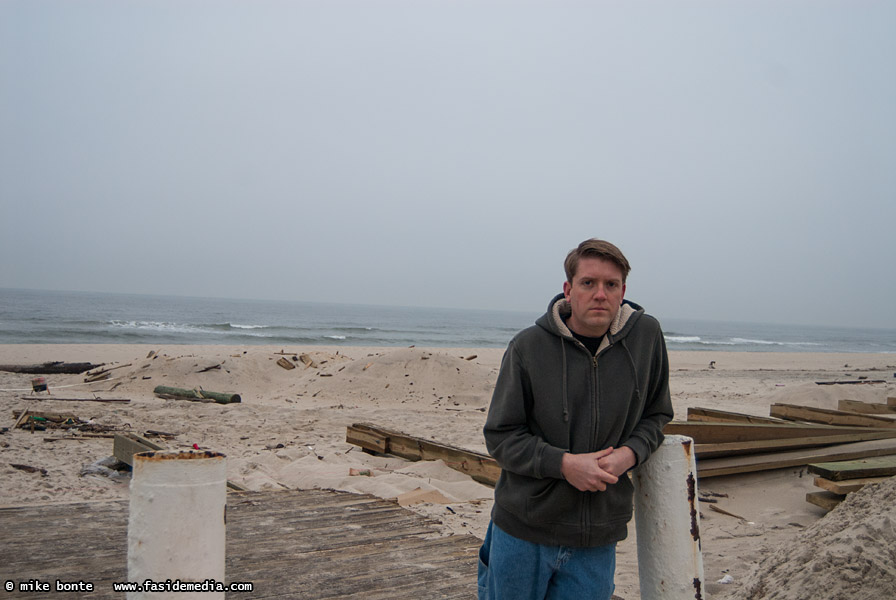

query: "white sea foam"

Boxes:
[665, 335, 701, 343]
[731, 337, 821, 347]
[109, 320, 209, 334]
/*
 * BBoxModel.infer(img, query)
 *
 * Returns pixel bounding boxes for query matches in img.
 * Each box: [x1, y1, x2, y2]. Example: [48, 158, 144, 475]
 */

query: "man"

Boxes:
[479, 239, 673, 600]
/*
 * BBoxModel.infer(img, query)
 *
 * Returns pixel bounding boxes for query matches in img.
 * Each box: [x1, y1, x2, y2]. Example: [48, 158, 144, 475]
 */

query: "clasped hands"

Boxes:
[560, 446, 636, 492]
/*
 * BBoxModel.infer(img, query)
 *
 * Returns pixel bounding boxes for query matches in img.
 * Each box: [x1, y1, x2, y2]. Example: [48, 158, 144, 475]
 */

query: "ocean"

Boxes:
[1, 288, 894, 353]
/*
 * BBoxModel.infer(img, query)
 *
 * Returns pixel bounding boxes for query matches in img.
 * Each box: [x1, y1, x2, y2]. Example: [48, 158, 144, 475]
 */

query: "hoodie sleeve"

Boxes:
[483, 342, 567, 480]
[621, 325, 674, 466]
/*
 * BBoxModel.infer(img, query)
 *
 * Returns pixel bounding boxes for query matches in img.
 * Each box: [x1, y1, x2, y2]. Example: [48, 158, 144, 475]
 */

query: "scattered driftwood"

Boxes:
[152, 386, 241, 404]
[83, 363, 133, 382]
[708, 504, 747, 521]
[12, 409, 118, 437]
[346, 423, 500, 486]
[10, 463, 48, 476]
[197, 364, 223, 373]
[276, 357, 296, 370]
[13, 409, 83, 431]
[44, 434, 115, 442]
[299, 354, 316, 368]
[0, 362, 103, 375]
[86, 364, 131, 377]
[17, 396, 130, 403]
[144, 429, 179, 438]
[816, 379, 887, 385]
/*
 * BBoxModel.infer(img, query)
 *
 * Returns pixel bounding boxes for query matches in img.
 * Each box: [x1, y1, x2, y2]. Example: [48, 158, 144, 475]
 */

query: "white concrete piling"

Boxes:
[127, 450, 227, 599]
[632, 435, 706, 600]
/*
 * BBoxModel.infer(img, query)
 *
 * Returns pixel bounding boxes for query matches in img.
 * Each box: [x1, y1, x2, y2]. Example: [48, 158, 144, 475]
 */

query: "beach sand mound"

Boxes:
[732, 476, 896, 600]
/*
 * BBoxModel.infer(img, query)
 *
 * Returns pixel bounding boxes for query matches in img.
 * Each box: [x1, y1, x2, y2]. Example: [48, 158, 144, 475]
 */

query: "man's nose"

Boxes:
[593, 284, 607, 299]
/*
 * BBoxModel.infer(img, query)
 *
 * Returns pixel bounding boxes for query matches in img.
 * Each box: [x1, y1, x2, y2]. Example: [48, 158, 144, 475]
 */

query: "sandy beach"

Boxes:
[2, 345, 895, 599]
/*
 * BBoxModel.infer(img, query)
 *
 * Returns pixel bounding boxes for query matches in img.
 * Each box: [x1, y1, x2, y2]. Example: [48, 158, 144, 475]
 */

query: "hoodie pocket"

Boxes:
[525, 478, 581, 526]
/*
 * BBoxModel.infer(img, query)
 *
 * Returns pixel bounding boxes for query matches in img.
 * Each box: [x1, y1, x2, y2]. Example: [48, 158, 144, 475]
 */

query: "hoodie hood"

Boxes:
[536, 293, 644, 346]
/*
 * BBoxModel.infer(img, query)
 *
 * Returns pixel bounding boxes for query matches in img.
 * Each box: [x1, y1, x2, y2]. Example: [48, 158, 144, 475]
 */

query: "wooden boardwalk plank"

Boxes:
[0, 489, 478, 599]
[696, 437, 896, 478]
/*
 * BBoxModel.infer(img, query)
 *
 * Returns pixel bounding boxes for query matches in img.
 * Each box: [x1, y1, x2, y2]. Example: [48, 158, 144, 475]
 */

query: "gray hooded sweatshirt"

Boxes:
[484, 293, 673, 548]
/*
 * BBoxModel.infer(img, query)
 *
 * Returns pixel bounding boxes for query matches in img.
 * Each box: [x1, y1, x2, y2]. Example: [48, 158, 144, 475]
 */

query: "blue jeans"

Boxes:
[478, 521, 616, 600]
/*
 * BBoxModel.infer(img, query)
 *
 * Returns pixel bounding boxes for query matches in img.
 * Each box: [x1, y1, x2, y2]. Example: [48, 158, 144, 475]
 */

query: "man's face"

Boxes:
[562, 257, 626, 338]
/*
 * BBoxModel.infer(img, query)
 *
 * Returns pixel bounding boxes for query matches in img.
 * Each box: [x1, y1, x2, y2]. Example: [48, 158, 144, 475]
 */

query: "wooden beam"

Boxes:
[663, 421, 884, 444]
[806, 491, 843, 511]
[807, 456, 896, 481]
[113, 433, 164, 467]
[695, 430, 896, 459]
[112, 433, 247, 492]
[686, 407, 786, 425]
[813, 475, 892, 495]
[346, 423, 500, 486]
[837, 399, 896, 415]
[695, 437, 896, 478]
[769, 404, 896, 428]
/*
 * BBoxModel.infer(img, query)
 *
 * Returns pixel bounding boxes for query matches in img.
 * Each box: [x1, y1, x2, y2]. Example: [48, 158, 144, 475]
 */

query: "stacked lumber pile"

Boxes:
[669, 397, 896, 479]
[806, 456, 896, 511]
[345, 396, 896, 493]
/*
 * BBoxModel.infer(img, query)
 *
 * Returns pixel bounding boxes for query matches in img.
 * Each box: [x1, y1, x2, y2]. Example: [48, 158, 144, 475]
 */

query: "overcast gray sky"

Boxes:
[1, 1, 894, 329]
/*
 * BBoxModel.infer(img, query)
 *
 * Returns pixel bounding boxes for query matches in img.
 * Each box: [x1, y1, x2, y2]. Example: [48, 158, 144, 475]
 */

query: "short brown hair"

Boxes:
[564, 239, 631, 283]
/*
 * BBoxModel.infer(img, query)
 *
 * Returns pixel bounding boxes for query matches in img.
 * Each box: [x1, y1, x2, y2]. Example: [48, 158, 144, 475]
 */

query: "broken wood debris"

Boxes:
[815, 379, 887, 385]
[84, 363, 132, 382]
[10, 463, 48, 476]
[152, 386, 241, 404]
[707, 504, 747, 521]
[276, 357, 296, 370]
[346, 423, 500, 486]
[11, 409, 118, 436]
